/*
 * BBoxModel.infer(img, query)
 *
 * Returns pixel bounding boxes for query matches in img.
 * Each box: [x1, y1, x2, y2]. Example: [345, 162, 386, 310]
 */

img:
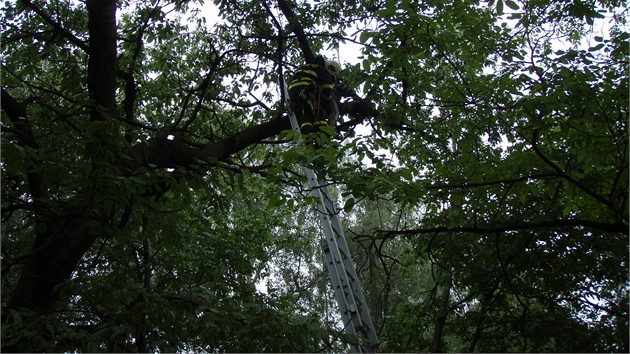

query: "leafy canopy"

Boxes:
[1, 0, 627, 352]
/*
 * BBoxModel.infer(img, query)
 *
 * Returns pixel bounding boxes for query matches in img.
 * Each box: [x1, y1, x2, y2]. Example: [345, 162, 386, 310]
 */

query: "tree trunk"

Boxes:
[7, 209, 104, 314]
[86, 0, 118, 122]
[468, 292, 493, 352]
[430, 272, 452, 353]
[7, 0, 118, 313]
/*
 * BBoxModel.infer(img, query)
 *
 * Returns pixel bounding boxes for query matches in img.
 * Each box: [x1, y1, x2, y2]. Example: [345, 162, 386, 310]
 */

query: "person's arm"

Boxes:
[335, 80, 360, 100]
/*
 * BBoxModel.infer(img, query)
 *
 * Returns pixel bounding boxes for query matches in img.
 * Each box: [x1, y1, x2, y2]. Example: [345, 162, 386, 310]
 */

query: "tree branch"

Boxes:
[430, 269, 452, 353]
[118, 69, 137, 123]
[276, 0, 314, 62]
[123, 115, 292, 170]
[426, 173, 560, 190]
[380, 219, 629, 237]
[86, 0, 118, 122]
[1, 88, 48, 201]
[22, 0, 89, 52]
[531, 129, 617, 213]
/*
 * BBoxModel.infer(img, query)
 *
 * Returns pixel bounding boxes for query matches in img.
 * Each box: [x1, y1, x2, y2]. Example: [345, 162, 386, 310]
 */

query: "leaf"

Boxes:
[505, 0, 519, 10]
[343, 197, 356, 212]
[291, 316, 311, 325]
[359, 31, 371, 44]
[362, 59, 370, 72]
[496, 0, 504, 15]
[268, 194, 284, 208]
[563, 204, 572, 216]
[518, 192, 527, 203]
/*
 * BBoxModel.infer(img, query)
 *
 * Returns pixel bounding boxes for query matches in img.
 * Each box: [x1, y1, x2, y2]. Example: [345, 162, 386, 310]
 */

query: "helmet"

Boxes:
[325, 60, 342, 80]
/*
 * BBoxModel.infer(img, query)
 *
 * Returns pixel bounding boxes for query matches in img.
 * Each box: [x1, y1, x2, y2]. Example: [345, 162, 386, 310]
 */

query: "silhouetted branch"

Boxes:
[380, 219, 629, 237]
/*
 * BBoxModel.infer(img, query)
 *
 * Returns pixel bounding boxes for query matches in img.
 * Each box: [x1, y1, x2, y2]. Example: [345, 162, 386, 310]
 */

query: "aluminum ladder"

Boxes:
[282, 81, 379, 353]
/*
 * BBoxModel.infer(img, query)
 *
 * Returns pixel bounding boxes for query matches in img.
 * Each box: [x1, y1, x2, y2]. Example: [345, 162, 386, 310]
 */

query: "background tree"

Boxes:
[345, 0, 628, 351]
[2, 0, 627, 352]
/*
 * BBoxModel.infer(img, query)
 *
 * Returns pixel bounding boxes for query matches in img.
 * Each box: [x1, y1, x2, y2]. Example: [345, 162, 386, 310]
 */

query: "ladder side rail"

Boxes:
[318, 212, 362, 354]
[306, 169, 379, 351]
[310, 180, 380, 350]
[316, 184, 372, 303]
[308, 176, 362, 314]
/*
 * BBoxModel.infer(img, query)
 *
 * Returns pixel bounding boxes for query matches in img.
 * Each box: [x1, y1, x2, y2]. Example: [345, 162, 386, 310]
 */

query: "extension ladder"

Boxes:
[282, 81, 379, 353]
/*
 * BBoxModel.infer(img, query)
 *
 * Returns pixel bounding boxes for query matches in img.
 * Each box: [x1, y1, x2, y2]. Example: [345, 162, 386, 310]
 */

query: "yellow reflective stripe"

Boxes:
[289, 81, 311, 90]
[298, 92, 315, 108]
[289, 68, 319, 89]
[301, 69, 318, 77]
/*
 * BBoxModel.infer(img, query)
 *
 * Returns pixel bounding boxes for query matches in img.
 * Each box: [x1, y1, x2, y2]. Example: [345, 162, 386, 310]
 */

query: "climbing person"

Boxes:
[288, 55, 355, 136]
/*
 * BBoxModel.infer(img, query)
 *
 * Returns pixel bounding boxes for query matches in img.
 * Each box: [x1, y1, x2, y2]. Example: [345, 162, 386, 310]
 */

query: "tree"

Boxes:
[1, 0, 339, 351]
[2, 0, 627, 352]
[340, 0, 628, 351]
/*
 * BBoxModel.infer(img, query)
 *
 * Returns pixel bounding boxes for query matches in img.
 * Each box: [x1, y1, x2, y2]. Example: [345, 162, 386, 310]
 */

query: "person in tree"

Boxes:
[288, 55, 357, 135]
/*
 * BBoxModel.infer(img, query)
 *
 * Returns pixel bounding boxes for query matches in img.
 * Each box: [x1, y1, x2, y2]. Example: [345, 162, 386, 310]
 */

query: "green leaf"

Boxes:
[563, 204, 572, 216]
[505, 0, 519, 10]
[359, 31, 371, 44]
[268, 193, 284, 208]
[3, 1, 627, 353]
[343, 197, 356, 212]
[362, 59, 370, 72]
[496, 0, 504, 14]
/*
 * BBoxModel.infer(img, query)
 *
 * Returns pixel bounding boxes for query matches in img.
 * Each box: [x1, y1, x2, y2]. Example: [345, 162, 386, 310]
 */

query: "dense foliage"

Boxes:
[2, 0, 627, 352]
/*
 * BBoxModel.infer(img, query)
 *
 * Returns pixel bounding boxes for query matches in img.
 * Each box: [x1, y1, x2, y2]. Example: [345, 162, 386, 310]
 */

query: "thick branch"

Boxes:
[118, 69, 136, 123]
[430, 271, 452, 353]
[380, 219, 629, 237]
[1, 89, 47, 200]
[124, 115, 292, 170]
[276, 0, 314, 62]
[86, 0, 118, 121]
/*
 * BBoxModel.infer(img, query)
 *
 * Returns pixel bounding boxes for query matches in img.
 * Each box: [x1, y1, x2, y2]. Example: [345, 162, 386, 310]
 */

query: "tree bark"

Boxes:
[5, 1, 119, 320]
[7, 208, 105, 314]
[468, 293, 493, 352]
[86, 0, 117, 121]
[430, 272, 452, 353]
[123, 115, 291, 170]
[276, 0, 315, 63]
[0, 89, 47, 201]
